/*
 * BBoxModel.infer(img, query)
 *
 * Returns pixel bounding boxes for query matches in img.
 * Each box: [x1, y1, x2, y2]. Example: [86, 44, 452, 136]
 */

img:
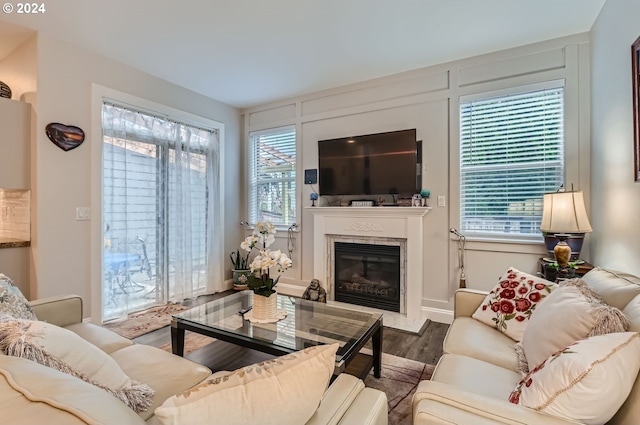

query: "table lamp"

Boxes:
[539, 190, 592, 268]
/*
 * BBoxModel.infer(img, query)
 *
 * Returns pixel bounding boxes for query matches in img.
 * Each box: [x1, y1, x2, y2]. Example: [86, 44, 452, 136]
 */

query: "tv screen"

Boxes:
[318, 129, 418, 196]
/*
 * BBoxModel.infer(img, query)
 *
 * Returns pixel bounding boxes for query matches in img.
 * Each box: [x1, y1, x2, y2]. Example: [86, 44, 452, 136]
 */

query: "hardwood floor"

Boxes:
[134, 291, 449, 370]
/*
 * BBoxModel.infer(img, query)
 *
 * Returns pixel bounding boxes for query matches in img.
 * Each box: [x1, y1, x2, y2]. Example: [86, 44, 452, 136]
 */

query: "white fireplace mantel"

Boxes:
[306, 206, 431, 331]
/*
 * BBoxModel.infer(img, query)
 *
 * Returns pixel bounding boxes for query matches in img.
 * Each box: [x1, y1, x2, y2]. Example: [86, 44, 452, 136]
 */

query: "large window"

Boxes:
[459, 83, 564, 241]
[248, 126, 296, 227]
[102, 102, 221, 321]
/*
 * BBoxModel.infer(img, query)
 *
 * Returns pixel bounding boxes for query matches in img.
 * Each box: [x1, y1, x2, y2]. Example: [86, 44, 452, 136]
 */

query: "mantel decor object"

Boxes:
[46, 123, 85, 152]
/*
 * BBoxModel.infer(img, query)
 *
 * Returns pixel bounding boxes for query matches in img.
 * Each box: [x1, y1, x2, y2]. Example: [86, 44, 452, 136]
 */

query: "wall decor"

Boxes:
[632, 35, 640, 181]
[45, 123, 85, 152]
[0, 81, 11, 99]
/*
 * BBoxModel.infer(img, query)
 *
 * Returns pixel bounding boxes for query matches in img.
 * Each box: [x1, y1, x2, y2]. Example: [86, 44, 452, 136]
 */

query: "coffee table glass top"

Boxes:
[172, 291, 382, 364]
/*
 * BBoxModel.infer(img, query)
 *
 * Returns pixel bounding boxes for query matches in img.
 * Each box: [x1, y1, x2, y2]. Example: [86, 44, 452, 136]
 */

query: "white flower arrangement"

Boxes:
[241, 221, 292, 297]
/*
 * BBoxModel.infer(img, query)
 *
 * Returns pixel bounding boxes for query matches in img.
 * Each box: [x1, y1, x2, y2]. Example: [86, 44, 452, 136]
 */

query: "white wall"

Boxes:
[244, 33, 592, 320]
[590, 0, 640, 275]
[30, 35, 241, 318]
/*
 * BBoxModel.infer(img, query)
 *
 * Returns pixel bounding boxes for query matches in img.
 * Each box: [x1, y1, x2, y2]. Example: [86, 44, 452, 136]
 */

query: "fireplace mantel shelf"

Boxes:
[305, 206, 431, 217]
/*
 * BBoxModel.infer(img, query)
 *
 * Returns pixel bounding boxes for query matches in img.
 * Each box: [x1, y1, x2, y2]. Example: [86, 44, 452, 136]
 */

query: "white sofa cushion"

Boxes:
[154, 343, 338, 425]
[509, 332, 640, 425]
[111, 343, 212, 422]
[0, 319, 154, 412]
[443, 317, 520, 372]
[472, 267, 556, 342]
[0, 355, 146, 425]
[520, 278, 629, 370]
[581, 267, 640, 310]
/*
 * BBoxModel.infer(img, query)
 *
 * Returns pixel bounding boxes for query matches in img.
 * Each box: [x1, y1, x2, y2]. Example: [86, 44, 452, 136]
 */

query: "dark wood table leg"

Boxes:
[372, 319, 382, 378]
[171, 319, 185, 356]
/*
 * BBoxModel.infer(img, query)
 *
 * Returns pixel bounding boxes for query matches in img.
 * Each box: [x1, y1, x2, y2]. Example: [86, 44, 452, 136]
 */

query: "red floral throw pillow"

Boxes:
[472, 267, 556, 342]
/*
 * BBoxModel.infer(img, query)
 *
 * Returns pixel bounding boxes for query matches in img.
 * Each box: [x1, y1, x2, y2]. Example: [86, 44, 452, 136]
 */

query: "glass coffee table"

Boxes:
[171, 291, 383, 378]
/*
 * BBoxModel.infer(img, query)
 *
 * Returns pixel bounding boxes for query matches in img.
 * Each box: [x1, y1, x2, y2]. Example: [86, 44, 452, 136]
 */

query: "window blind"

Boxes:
[459, 85, 564, 240]
[248, 126, 296, 227]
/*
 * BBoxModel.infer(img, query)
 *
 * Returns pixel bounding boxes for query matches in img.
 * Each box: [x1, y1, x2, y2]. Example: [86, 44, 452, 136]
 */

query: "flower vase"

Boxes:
[251, 292, 278, 322]
[232, 269, 250, 289]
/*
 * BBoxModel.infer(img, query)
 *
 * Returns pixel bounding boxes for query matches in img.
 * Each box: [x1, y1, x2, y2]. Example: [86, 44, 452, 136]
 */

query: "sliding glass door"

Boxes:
[101, 102, 221, 321]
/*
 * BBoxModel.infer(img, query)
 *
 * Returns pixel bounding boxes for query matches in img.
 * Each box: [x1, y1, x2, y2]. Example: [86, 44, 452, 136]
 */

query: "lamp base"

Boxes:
[553, 234, 572, 268]
[543, 232, 585, 261]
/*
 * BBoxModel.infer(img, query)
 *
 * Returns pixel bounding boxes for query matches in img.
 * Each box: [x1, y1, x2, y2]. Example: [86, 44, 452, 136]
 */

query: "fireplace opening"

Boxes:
[334, 242, 401, 312]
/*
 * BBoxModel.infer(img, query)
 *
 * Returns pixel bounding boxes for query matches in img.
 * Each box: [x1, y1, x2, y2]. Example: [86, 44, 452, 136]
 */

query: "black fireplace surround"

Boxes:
[334, 242, 401, 312]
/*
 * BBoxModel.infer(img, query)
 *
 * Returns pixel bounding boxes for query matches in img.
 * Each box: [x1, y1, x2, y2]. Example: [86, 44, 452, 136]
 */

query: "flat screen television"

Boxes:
[318, 129, 418, 196]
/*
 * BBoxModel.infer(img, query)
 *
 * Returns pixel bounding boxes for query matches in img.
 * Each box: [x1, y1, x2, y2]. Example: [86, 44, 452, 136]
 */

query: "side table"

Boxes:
[538, 257, 594, 282]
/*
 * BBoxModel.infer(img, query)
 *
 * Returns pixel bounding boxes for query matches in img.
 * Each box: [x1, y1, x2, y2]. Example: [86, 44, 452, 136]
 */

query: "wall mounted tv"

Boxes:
[318, 129, 418, 196]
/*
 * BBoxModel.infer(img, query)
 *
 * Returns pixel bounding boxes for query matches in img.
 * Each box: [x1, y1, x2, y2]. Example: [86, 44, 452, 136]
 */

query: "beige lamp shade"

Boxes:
[540, 191, 592, 234]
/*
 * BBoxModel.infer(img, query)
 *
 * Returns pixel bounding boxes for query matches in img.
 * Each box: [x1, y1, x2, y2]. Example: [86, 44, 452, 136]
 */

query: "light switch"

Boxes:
[437, 196, 446, 207]
[76, 207, 91, 221]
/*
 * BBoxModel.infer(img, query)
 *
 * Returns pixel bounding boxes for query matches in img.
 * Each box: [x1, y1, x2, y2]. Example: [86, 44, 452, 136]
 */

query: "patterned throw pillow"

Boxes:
[509, 332, 640, 425]
[155, 343, 339, 425]
[519, 278, 629, 371]
[472, 267, 556, 341]
[0, 273, 36, 321]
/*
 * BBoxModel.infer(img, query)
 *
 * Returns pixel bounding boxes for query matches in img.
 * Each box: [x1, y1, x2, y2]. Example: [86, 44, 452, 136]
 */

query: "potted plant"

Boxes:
[544, 261, 559, 282]
[240, 221, 292, 321]
[229, 249, 251, 289]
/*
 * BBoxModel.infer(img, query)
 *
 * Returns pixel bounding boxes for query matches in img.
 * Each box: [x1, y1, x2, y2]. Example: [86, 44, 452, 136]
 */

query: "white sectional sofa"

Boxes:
[0, 293, 388, 424]
[413, 267, 640, 425]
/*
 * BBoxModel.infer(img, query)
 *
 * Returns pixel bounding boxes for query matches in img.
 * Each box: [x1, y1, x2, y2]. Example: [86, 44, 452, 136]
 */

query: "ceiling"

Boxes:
[0, 0, 606, 109]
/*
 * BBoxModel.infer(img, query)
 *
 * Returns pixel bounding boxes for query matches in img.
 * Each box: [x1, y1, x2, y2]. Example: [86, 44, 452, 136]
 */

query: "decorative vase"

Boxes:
[251, 292, 278, 321]
[232, 269, 251, 289]
[553, 234, 572, 268]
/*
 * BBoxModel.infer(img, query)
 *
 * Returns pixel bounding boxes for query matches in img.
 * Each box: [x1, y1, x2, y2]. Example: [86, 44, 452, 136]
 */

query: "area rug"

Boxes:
[364, 353, 434, 425]
[158, 332, 216, 355]
[102, 303, 189, 339]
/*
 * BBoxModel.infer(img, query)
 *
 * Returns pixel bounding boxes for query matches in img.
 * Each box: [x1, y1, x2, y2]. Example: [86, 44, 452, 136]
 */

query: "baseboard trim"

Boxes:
[423, 307, 453, 325]
[275, 282, 306, 298]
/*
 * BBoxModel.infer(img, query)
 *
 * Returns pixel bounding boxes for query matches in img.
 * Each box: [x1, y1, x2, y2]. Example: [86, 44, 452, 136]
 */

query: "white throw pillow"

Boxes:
[471, 267, 556, 341]
[154, 343, 339, 425]
[0, 319, 154, 412]
[520, 278, 629, 371]
[509, 332, 640, 425]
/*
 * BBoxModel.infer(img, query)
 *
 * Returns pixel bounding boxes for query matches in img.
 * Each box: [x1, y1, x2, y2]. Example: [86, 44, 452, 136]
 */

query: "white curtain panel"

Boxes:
[101, 103, 220, 320]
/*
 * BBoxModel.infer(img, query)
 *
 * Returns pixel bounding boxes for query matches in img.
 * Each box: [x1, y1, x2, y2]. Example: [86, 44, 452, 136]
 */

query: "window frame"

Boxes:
[90, 85, 225, 324]
[247, 125, 297, 229]
[457, 80, 566, 243]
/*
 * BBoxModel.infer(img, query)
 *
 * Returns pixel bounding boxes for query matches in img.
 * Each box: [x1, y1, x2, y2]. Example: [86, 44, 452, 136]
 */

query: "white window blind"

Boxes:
[459, 85, 564, 241]
[248, 126, 296, 227]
